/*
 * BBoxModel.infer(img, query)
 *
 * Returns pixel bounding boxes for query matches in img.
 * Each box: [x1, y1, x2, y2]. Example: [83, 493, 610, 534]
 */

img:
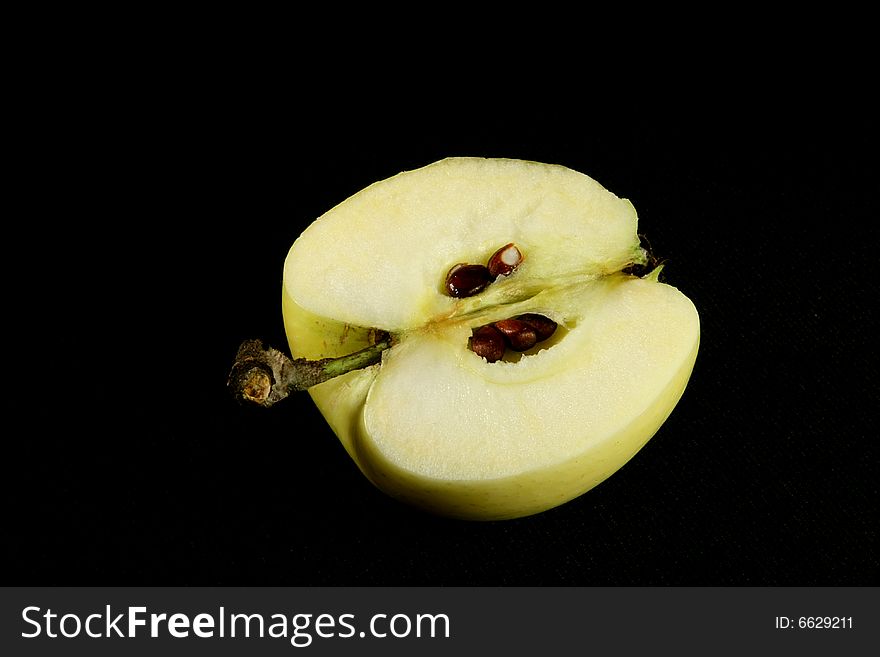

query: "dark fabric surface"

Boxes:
[14, 107, 877, 586]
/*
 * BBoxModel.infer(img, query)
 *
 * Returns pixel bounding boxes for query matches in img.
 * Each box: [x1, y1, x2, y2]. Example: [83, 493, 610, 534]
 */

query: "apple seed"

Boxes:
[470, 325, 506, 362]
[492, 318, 538, 352]
[487, 242, 523, 278]
[445, 263, 492, 298]
[514, 313, 557, 341]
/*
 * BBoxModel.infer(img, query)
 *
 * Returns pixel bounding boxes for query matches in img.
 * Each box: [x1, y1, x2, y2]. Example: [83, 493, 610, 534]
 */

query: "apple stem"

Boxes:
[228, 334, 391, 407]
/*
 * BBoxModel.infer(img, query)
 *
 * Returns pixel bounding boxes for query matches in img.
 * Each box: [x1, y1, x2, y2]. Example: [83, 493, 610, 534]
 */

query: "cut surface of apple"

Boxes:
[282, 157, 699, 520]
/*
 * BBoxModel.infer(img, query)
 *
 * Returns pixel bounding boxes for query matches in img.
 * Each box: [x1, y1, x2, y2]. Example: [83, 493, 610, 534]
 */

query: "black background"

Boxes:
[12, 63, 877, 587]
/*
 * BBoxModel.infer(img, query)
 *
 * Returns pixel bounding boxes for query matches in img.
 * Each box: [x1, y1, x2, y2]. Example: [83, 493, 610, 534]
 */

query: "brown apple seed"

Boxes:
[514, 313, 558, 341]
[492, 318, 538, 352]
[470, 325, 506, 362]
[445, 263, 492, 298]
[487, 243, 523, 278]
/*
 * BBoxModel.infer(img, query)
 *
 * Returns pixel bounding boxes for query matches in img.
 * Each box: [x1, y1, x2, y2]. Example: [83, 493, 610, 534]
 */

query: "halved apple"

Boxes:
[282, 157, 699, 520]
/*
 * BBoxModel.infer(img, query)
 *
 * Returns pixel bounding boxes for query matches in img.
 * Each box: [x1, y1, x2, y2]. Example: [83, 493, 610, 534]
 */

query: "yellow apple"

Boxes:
[281, 157, 699, 520]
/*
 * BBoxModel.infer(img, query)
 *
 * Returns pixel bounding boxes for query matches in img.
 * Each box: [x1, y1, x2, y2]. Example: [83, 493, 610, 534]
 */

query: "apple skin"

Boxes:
[281, 158, 699, 521]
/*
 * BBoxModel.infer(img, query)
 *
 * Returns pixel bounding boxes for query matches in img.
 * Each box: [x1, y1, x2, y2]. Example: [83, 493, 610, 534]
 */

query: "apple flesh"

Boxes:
[282, 157, 699, 520]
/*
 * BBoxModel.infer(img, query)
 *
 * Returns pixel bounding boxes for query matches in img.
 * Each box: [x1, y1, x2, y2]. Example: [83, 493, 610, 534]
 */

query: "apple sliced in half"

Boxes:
[282, 157, 699, 520]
